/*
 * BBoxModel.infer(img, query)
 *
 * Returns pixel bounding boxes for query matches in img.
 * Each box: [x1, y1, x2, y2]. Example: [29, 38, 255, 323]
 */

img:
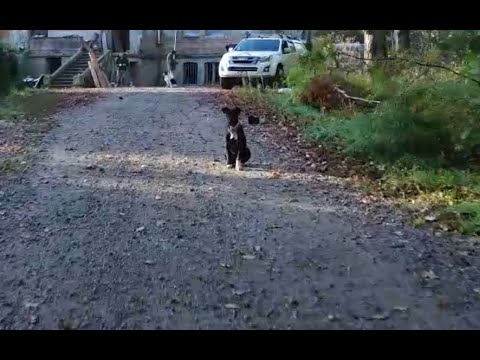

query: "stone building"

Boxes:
[1, 30, 302, 87]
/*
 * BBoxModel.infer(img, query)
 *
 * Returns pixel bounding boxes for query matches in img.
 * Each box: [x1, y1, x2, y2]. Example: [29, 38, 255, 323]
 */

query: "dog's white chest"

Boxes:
[228, 125, 239, 140]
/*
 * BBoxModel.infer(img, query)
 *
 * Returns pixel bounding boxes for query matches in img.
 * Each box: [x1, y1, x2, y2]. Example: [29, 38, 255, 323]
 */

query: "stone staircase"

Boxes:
[49, 49, 103, 88]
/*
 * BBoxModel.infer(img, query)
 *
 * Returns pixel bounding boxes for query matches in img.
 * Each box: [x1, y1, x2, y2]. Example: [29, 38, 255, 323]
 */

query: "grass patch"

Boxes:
[0, 156, 28, 174]
[0, 89, 63, 122]
[442, 201, 480, 235]
[1, 90, 64, 177]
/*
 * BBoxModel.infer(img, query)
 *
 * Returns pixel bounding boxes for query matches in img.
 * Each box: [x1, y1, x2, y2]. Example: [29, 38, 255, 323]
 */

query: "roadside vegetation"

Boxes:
[234, 30, 480, 236]
[1, 42, 95, 175]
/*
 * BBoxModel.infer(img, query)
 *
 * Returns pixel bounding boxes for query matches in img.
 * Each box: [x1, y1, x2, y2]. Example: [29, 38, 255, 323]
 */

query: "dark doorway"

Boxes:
[47, 57, 62, 74]
[112, 30, 130, 52]
[183, 62, 198, 85]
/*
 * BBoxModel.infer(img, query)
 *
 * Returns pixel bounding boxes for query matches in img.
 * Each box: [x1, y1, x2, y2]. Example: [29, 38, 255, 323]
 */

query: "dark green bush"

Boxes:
[307, 80, 480, 167]
[0, 43, 18, 97]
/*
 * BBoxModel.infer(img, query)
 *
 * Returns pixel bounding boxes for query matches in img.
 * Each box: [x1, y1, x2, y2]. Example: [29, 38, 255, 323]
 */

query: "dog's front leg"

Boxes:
[235, 153, 243, 171]
[226, 136, 235, 168]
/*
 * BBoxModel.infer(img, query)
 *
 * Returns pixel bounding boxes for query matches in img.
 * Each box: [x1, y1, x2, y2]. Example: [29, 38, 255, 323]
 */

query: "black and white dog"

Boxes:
[163, 71, 177, 88]
[222, 106, 251, 171]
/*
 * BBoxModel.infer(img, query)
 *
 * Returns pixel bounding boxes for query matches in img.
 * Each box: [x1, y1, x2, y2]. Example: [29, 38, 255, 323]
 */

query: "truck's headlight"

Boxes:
[259, 55, 272, 63]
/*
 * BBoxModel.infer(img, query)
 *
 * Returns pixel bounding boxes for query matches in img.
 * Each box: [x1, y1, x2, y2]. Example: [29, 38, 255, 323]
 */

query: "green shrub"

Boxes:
[444, 201, 480, 235]
[324, 80, 480, 166]
[0, 43, 18, 97]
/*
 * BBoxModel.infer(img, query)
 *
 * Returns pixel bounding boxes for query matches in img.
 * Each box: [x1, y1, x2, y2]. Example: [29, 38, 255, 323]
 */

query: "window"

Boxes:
[235, 39, 280, 52]
[205, 30, 229, 38]
[287, 41, 296, 54]
[204, 62, 220, 85]
[287, 41, 296, 53]
[183, 30, 202, 38]
[293, 42, 307, 53]
[183, 62, 198, 85]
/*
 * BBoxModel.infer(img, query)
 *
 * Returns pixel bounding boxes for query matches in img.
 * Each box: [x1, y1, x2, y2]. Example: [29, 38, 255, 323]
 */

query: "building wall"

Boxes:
[3, 30, 303, 86]
[136, 30, 283, 86]
[0, 30, 29, 49]
[123, 30, 302, 86]
[47, 30, 101, 40]
[28, 36, 84, 57]
[23, 57, 47, 76]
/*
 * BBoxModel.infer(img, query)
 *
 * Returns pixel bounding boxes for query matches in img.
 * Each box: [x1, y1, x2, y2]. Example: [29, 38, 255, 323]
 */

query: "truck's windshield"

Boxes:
[235, 39, 280, 52]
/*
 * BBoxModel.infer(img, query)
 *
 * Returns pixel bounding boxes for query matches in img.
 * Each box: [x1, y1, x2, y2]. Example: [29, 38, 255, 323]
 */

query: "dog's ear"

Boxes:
[233, 107, 242, 116]
[221, 106, 230, 114]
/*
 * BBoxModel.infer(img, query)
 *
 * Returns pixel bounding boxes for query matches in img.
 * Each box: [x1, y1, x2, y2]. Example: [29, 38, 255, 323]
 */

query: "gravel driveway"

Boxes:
[0, 88, 479, 329]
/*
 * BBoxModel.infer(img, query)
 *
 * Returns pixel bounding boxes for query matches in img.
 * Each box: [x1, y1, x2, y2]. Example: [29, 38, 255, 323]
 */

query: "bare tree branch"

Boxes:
[334, 86, 381, 105]
[335, 51, 480, 85]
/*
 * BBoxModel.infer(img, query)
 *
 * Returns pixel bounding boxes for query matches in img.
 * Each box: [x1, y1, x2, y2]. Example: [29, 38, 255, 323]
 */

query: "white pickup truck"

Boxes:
[219, 35, 308, 89]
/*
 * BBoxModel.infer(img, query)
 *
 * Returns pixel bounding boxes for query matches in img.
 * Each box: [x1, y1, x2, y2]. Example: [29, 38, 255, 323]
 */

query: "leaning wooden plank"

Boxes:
[89, 52, 109, 87]
[97, 64, 110, 88]
[88, 51, 100, 67]
[99, 69, 111, 87]
[93, 63, 107, 88]
[90, 58, 108, 87]
[88, 61, 101, 88]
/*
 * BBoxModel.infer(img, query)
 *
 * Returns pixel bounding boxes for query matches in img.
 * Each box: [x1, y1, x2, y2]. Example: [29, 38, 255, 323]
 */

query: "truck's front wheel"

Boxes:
[220, 78, 234, 90]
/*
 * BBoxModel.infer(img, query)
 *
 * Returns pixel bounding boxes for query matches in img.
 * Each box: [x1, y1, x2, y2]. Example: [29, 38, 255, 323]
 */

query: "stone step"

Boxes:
[64, 69, 86, 73]
[48, 50, 103, 88]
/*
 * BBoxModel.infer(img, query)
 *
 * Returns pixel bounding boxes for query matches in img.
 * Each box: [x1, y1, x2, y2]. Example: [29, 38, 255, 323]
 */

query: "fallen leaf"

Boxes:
[24, 301, 39, 309]
[393, 306, 408, 312]
[371, 313, 390, 320]
[220, 262, 231, 268]
[422, 270, 438, 280]
[437, 299, 449, 310]
[155, 196, 161, 200]
[473, 288, 480, 295]
[224, 303, 240, 310]
[394, 231, 404, 237]
[135, 226, 145, 233]
[242, 254, 256, 260]
[28, 315, 38, 325]
[268, 172, 281, 179]
[440, 224, 449, 231]
[424, 215, 437, 222]
[144, 260, 155, 265]
[232, 289, 247, 296]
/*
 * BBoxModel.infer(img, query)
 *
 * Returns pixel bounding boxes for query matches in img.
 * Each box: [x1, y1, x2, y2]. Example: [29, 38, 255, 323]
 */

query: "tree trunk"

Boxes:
[305, 30, 312, 51]
[392, 30, 410, 52]
[364, 30, 387, 66]
[364, 30, 374, 63]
